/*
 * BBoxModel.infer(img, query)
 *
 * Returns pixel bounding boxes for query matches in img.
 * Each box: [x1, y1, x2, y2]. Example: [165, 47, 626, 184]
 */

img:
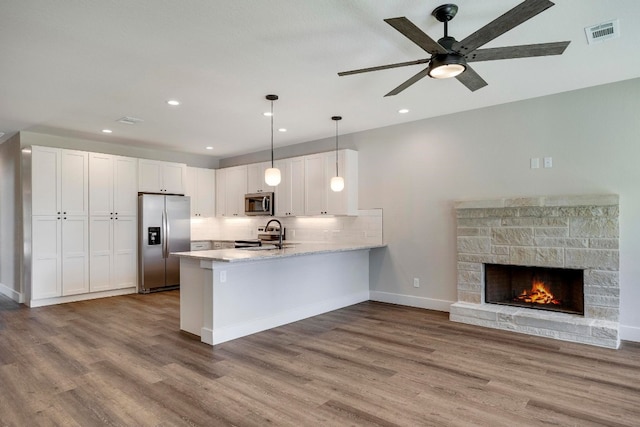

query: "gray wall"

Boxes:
[226, 78, 640, 340]
[0, 134, 22, 299]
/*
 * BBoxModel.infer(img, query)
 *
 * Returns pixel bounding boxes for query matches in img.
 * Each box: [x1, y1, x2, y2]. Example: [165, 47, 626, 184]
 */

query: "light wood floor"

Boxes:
[1, 291, 639, 426]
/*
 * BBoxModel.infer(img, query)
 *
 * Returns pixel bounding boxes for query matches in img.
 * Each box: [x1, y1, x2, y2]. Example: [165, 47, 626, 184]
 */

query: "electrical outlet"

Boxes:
[413, 278, 420, 288]
[220, 271, 227, 283]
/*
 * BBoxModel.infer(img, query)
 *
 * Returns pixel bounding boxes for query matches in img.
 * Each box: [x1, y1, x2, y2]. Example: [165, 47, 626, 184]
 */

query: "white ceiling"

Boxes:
[1, 1, 639, 159]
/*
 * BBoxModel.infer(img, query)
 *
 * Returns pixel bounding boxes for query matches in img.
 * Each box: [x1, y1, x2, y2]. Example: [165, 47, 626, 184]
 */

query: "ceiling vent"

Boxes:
[585, 19, 620, 45]
[116, 116, 144, 125]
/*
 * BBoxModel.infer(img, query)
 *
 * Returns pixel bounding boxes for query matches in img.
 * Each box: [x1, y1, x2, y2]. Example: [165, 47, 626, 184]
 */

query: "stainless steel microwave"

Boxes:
[244, 192, 274, 216]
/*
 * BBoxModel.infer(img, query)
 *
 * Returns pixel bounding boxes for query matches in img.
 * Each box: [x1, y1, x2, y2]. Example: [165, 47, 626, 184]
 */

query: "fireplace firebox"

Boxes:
[485, 264, 584, 315]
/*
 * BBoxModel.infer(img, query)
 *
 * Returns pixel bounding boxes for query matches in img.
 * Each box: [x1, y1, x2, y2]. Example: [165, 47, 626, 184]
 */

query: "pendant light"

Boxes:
[264, 94, 281, 186]
[330, 116, 344, 192]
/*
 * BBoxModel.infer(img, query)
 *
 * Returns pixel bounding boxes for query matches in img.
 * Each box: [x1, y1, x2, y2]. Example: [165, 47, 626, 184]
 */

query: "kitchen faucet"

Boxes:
[264, 219, 283, 249]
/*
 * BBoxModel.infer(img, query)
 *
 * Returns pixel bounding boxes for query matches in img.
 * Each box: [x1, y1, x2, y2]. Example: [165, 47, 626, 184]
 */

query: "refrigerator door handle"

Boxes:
[161, 209, 167, 259]
[165, 209, 171, 258]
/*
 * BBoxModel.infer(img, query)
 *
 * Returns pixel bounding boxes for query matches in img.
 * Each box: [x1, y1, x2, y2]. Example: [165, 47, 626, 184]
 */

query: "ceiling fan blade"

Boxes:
[384, 17, 448, 55]
[338, 58, 430, 76]
[466, 41, 570, 62]
[453, 0, 555, 55]
[384, 67, 431, 97]
[456, 65, 488, 92]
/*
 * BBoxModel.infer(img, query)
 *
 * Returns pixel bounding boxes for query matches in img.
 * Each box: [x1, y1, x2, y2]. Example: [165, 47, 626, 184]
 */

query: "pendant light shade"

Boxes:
[265, 94, 281, 186]
[330, 176, 345, 192]
[331, 116, 344, 192]
[265, 167, 281, 186]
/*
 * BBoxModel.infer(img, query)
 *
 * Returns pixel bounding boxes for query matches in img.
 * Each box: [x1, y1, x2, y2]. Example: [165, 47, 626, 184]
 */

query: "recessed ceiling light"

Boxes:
[0, 132, 5, 138]
[398, 109, 410, 114]
[102, 129, 113, 134]
[167, 99, 181, 106]
[205, 146, 214, 150]
[278, 128, 287, 132]
[263, 112, 273, 117]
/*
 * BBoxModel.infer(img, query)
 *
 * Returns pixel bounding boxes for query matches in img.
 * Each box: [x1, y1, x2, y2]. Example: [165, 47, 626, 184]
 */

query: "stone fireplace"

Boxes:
[449, 195, 620, 348]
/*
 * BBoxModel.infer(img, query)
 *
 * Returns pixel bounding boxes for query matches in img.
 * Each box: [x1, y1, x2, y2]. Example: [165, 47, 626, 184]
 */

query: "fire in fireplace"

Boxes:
[485, 264, 584, 315]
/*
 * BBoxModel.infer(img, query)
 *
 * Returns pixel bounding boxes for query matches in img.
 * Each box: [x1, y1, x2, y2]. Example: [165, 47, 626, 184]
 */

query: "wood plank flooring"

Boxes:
[1, 290, 639, 426]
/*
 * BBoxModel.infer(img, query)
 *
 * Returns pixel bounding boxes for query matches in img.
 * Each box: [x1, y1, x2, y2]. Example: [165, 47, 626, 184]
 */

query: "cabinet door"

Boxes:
[89, 153, 114, 216]
[31, 146, 61, 216]
[138, 160, 163, 193]
[215, 168, 227, 216]
[113, 216, 137, 289]
[61, 216, 89, 296]
[225, 166, 247, 216]
[162, 163, 187, 195]
[304, 154, 325, 215]
[185, 167, 198, 216]
[289, 157, 305, 216]
[325, 151, 346, 215]
[89, 216, 113, 292]
[61, 150, 89, 216]
[274, 159, 290, 216]
[31, 216, 62, 299]
[247, 162, 275, 194]
[196, 168, 216, 217]
[113, 156, 138, 216]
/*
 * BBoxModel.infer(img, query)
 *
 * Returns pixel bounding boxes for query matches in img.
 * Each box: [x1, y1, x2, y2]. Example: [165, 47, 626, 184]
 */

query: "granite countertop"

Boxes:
[172, 242, 385, 263]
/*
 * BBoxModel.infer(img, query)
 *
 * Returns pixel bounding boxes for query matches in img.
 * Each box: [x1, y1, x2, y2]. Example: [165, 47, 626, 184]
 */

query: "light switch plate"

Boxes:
[530, 158, 540, 169]
[544, 157, 553, 168]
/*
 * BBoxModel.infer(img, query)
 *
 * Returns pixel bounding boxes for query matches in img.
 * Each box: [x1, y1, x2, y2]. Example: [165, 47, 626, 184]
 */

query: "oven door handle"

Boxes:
[262, 196, 267, 212]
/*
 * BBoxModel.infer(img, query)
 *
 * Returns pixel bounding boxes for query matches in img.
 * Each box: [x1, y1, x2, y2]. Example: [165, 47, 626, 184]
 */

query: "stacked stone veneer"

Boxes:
[449, 194, 620, 349]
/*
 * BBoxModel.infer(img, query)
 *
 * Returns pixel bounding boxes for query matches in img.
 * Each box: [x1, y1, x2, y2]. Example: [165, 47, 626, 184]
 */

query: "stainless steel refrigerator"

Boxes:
[138, 194, 190, 293]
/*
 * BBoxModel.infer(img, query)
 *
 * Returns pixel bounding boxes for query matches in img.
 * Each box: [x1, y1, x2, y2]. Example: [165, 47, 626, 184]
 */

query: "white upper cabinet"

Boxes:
[138, 159, 187, 194]
[275, 157, 305, 217]
[215, 165, 247, 217]
[186, 167, 216, 217]
[247, 162, 276, 194]
[215, 168, 227, 217]
[89, 153, 138, 217]
[32, 146, 88, 216]
[304, 149, 358, 216]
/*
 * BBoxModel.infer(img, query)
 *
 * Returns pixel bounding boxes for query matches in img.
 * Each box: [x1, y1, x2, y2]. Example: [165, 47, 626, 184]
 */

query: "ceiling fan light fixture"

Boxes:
[427, 54, 467, 79]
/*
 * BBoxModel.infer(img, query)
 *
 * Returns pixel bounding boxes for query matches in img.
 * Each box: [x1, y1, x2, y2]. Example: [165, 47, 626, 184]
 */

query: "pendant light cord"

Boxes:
[270, 100, 274, 168]
[335, 120, 339, 176]
[332, 116, 342, 177]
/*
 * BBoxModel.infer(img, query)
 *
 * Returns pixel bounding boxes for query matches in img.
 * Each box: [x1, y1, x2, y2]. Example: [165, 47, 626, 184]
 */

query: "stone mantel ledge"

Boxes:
[454, 194, 619, 210]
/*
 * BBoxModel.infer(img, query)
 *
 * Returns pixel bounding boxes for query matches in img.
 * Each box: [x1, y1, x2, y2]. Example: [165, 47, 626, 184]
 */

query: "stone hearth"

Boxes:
[449, 194, 620, 348]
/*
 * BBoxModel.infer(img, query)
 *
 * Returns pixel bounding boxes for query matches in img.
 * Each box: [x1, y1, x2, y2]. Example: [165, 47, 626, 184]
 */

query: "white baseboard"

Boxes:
[370, 291, 454, 312]
[620, 324, 640, 343]
[28, 287, 137, 307]
[0, 282, 23, 303]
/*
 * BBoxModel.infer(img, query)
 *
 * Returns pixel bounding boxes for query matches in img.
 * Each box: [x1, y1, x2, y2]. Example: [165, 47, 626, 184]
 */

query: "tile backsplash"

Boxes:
[190, 209, 383, 245]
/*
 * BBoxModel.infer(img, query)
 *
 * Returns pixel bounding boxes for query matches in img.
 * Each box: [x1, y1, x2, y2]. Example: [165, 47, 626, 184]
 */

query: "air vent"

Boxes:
[116, 116, 144, 125]
[585, 19, 620, 45]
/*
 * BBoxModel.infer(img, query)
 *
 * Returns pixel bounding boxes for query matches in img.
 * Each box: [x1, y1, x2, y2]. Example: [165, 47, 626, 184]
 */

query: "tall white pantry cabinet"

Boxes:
[29, 146, 90, 301]
[26, 146, 139, 307]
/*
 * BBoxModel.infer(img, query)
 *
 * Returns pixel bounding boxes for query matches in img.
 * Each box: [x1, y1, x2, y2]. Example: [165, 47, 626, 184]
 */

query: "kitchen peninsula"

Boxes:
[172, 243, 384, 345]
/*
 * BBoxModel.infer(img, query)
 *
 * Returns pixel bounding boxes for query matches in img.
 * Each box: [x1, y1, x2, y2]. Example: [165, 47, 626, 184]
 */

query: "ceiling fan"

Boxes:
[338, 0, 571, 96]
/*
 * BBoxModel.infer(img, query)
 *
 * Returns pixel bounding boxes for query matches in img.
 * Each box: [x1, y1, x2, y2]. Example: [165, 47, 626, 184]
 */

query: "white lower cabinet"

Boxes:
[89, 215, 137, 292]
[31, 215, 89, 299]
